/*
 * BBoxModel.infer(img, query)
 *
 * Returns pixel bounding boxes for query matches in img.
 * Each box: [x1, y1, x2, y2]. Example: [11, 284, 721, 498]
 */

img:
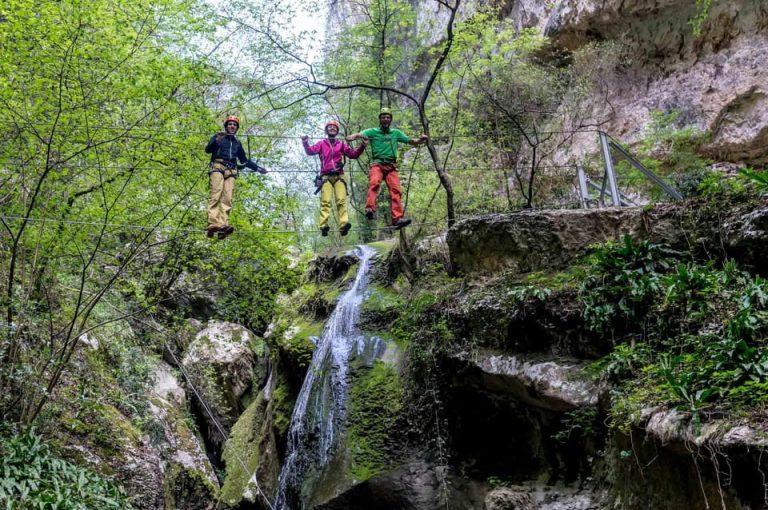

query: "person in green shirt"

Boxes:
[347, 107, 428, 229]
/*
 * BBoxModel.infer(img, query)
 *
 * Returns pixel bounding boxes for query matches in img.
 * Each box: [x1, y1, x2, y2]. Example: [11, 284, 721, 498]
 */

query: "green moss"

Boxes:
[164, 463, 218, 510]
[346, 361, 404, 482]
[220, 394, 266, 506]
[249, 335, 268, 358]
[342, 262, 360, 283]
[520, 266, 584, 291]
[271, 378, 295, 437]
[362, 284, 405, 316]
[366, 239, 396, 255]
[270, 317, 321, 369]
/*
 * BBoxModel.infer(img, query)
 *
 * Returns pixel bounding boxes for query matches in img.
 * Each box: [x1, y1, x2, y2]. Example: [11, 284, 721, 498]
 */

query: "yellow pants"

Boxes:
[319, 175, 348, 229]
[208, 163, 237, 228]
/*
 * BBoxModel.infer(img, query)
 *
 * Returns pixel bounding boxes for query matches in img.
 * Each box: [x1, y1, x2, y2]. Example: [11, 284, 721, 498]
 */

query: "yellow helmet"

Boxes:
[379, 107, 393, 118]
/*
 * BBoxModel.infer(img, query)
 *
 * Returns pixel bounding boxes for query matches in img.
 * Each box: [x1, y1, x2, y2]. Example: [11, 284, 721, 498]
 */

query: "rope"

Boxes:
[0, 161, 579, 174]
[402, 146, 422, 215]
[8, 125, 603, 139]
[0, 214, 462, 236]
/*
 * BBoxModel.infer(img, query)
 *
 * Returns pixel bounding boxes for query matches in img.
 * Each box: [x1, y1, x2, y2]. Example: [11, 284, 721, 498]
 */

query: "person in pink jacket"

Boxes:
[302, 121, 368, 236]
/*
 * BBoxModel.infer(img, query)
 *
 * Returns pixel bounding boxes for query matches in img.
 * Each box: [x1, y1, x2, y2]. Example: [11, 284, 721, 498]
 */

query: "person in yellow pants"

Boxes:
[205, 115, 268, 239]
[319, 175, 349, 235]
[302, 120, 367, 236]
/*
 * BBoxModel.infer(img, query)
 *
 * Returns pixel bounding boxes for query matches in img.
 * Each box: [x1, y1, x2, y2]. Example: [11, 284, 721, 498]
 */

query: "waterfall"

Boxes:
[275, 245, 381, 509]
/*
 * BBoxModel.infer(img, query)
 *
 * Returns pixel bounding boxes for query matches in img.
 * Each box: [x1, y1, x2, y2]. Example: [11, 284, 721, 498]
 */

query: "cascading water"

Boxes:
[275, 245, 383, 509]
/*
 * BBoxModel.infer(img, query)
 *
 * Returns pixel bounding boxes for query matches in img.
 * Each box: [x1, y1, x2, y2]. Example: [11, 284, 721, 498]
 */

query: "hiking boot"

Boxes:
[365, 209, 374, 220]
[340, 223, 352, 236]
[320, 226, 330, 237]
[393, 217, 412, 230]
[206, 225, 219, 238]
[217, 225, 234, 239]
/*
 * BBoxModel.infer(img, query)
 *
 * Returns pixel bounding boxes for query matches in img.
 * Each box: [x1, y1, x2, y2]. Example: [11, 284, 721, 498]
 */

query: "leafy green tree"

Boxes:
[0, 0, 300, 424]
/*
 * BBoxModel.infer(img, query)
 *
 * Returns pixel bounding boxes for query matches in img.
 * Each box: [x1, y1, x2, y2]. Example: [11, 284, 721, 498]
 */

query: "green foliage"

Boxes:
[0, 0, 303, 425]
[581, 237, 768, 424]
[346, 362, 404, 481]
[0, 429, 133, 509]
[504, 284, 553, 303]
[618, 110, 711, 199]
[552, 407, 599, 444]
[580, 236, 677, 332]
[740, 168, 768, 192]
[690, 0, 713, 36]
[696, 171, 747, 199]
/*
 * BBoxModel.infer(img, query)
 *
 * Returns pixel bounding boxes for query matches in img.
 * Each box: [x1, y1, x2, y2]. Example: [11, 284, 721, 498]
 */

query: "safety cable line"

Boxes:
[1, 162, 581, 173]
[6, 125, 603, 139]
[0, 214, 470, 235]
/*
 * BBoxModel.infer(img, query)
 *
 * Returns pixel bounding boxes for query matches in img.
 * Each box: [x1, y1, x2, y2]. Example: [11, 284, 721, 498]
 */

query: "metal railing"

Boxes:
[575, 131, 683, 208]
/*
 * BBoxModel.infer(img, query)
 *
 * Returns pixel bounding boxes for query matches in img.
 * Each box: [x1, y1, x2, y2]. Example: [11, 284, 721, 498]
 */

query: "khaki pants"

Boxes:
[208, 163, 237, 228]
[319, 175, 348, 229]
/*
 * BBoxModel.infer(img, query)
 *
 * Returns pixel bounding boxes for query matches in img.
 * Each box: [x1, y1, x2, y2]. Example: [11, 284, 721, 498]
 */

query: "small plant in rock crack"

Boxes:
[552, 407, 599, 444]
[505, 284, 552, 303]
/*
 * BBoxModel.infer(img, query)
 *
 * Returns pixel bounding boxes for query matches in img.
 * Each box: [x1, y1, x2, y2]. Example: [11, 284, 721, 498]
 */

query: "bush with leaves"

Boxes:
[583, 237, 768, 425]
[0, 429, 133, 509]
[580, 235, 678, 333]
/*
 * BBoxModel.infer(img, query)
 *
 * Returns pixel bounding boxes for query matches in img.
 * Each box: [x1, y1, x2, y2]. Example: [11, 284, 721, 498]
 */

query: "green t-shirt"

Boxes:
[361, 127, 411, 164]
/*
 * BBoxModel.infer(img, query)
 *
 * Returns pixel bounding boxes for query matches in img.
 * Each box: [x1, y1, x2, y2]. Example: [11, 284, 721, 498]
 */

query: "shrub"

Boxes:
[0, 429, 133, 509]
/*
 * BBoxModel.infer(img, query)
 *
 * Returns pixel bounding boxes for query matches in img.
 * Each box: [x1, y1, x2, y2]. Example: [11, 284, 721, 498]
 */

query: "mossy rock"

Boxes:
[342, 262, 360, 284]
[220, 394, 264, 506]
[273, 317, 321, 369]
[292, 282, 341, 320]
[367, 239, 396, 256]
[163, 463, 218, 510]
[360, 284, 405, 330]
[346, 361, 405, 482]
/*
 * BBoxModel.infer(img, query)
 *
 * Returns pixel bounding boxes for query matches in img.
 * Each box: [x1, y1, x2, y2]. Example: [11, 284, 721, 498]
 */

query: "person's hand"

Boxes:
[361, 135, 369, 144]
[215, 132, 225, 142]
[419, 134, 429, 142]
[345, 134, 358, 142]
[301, 135, 309, 142]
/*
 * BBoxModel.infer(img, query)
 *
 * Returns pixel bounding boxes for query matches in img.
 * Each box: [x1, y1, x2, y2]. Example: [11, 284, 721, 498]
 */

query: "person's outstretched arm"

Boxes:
[302, 135, 322, 155]
[343, 137, 368, 159]
[236, 143, 268, 174]
[408, 133, 429, 146]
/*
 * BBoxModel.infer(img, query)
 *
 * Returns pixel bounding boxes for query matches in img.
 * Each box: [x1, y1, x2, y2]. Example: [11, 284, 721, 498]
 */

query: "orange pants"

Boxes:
[366, 163, 403, 223]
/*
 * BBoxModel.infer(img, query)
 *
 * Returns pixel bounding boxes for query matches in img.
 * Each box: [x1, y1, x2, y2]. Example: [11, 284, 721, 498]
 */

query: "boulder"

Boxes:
[147, 361, 219, 509]
[447, 209, 649, 275]
[485, 487, 535, 510]
[182, 321, 269, 447]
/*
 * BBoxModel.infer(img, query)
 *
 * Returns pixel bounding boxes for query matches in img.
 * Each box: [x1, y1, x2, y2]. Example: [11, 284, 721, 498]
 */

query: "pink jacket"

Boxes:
[302, 138, 365, 175]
